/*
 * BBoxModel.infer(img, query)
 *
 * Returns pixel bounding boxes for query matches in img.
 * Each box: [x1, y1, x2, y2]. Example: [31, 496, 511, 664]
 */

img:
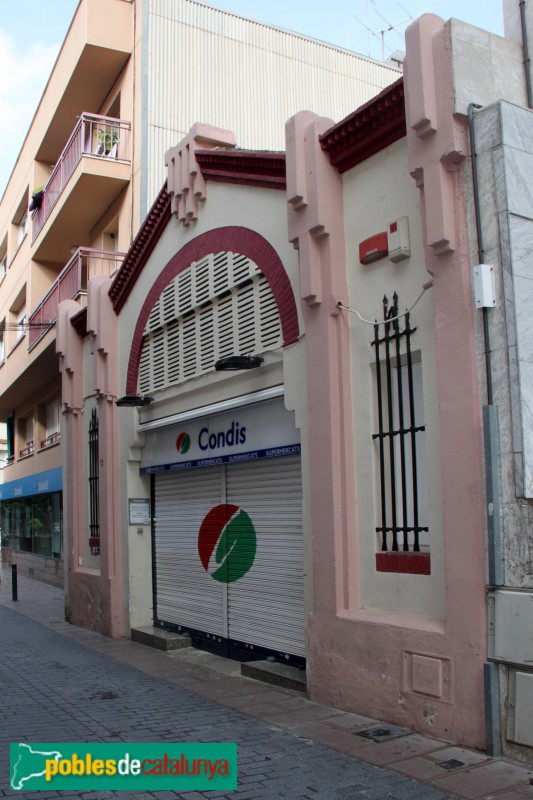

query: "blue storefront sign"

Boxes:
[0, 467, 63, 501]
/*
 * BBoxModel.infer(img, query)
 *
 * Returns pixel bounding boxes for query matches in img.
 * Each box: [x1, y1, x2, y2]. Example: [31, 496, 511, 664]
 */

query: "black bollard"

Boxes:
[11, 563, 17, 601]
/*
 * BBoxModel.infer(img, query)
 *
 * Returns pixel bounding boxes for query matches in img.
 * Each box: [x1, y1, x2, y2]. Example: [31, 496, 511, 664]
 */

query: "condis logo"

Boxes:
[198, 504, 256, 583]
[176, 432, 191, 454]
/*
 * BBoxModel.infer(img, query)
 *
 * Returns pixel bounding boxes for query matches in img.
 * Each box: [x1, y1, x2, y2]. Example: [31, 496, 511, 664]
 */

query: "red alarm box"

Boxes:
[359, 231, 389, 265]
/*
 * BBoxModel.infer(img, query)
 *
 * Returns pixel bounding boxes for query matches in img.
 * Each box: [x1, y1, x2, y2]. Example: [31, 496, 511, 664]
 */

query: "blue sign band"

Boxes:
[140, 444, 301, 474]
[0, 467, 63, 500]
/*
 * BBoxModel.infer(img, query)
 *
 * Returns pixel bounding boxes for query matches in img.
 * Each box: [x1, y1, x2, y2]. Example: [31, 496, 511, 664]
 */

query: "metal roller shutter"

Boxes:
[154, 467, 226, 635]
[153, 455, 304, 659]
[225, 457, 305, 657]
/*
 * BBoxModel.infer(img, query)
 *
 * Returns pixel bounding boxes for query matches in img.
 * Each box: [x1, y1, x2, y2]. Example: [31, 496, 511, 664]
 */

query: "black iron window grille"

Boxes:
[372, 293, 429, 556]
[88, 408, 100, 552]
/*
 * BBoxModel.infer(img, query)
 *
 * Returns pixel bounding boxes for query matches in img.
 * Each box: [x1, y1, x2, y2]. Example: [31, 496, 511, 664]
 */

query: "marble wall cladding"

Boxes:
[473, 104, 502, 153]
[502, 149, 533, 219]
[450, 21, 526, 116]
[502, 483, 533, 585]
[476, 151, 502, 251]
[508, 214, 533, 498]
[503, 0, 522, 42]
[492, 146, 509, 215]
[500, 103, 533, 154]
[508, 214, 533, 279]
[519, 360, 533, 497]
[490, 35, 529, 109]
[475, 101, 533, 506]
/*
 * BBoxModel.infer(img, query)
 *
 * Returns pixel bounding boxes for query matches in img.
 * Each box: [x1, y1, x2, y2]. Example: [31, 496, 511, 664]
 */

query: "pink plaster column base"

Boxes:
[307, 611, 484, 749]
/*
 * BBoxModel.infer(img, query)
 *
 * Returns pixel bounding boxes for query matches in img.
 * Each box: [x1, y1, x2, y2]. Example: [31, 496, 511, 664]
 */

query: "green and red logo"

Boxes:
[198, 504, 257, 583]
[176, 432, 191, 454]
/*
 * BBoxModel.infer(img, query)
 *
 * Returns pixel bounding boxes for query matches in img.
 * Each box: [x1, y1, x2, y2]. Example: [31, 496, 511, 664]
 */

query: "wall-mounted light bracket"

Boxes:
[215, 355, 264, 371]
[116, 395, 154, 407]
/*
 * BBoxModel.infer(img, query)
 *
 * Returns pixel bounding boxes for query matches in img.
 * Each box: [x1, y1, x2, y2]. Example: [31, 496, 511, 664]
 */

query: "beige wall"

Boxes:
[342, 138, 445, 619]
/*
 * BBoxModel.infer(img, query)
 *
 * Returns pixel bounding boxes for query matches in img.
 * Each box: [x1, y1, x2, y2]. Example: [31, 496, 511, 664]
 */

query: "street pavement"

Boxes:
[1, 569, 533, 800]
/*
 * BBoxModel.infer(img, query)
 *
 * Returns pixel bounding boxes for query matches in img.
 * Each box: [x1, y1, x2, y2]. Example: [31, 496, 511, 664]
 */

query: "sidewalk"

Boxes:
[2, 567, 533, 799]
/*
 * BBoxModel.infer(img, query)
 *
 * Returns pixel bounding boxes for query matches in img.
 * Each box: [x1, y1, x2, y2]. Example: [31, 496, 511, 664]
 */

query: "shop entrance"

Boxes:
[153, 455, 305, 664]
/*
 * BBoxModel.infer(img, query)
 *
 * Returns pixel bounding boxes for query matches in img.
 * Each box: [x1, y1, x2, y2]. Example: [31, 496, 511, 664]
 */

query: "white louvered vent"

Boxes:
[138, 251, 283, 394]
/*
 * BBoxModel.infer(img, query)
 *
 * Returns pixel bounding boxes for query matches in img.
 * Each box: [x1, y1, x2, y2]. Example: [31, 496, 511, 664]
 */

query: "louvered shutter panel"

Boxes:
[137, 252, 283, 394]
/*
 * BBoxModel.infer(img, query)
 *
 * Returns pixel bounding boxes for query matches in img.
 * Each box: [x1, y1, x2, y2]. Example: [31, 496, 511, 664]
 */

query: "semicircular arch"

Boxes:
[125, 226, 299, 395]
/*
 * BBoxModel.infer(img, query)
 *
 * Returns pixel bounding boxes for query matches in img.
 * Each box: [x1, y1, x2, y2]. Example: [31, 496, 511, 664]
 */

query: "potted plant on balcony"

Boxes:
[29, 185, 45, 212]
[96, 128, 119, 158]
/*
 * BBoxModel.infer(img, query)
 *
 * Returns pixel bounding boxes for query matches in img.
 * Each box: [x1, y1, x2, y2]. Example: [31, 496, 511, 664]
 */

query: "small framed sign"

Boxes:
[129, 498, 151, 526]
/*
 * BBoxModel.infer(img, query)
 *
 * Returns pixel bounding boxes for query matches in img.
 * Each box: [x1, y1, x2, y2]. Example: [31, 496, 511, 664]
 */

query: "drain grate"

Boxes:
[356, 726, 412, 742]
[437, 759, 466, 770]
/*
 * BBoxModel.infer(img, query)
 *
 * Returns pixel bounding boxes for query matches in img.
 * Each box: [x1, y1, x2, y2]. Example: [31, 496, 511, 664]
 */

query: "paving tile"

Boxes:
[483, 793, 533, 800]
[394, 756, 457, 781]
[354, 734, 449, 767]
[318, 712, 378, 731]
[432, 760, 533, 798]
[427, 746, 491, 767]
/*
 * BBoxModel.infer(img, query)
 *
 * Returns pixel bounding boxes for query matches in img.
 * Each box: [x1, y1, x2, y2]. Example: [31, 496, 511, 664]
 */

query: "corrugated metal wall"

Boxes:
[145, 0, 399, 205]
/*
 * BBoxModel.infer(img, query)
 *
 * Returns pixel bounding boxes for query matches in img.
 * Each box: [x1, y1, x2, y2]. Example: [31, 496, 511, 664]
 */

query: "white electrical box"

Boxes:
[507, 670, 533, 747]
[388, 216, 410, 262]
[473, 264, 496, 308]
[491, 590, 533, 666]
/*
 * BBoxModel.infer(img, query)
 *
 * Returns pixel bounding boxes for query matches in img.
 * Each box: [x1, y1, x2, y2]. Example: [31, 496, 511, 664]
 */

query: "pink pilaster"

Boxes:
[286, 111, 358, 621]
[404, 15, 486, 745]
[57, 300, 86, 615]
[57, 278, 125, 637]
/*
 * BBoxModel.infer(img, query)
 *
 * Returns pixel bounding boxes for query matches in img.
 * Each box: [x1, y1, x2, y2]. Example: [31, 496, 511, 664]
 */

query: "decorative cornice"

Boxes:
[109, 183, 172, 314]
[165, 123, 236, 225]
[70, 307, 88, 337]
[195, 150, 286, 189]
[109, 151, 288, 314]
[319, 77, 406, 173]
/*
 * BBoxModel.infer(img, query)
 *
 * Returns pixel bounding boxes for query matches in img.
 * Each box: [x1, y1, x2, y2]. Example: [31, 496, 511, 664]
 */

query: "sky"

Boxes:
[0, 0, 505, 197]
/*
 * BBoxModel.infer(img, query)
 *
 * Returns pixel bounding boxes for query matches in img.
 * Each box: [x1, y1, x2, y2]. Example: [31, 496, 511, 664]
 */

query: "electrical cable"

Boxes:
[337, 280, 433, 325]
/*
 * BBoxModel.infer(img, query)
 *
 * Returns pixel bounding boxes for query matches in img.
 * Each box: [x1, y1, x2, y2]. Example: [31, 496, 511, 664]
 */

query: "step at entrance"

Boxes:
[131, 626, 191, 652]
[241, 660, 307, 693]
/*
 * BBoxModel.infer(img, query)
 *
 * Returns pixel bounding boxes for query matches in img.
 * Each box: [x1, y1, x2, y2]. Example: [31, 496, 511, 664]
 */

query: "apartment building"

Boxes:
[0, 0, 397, 585]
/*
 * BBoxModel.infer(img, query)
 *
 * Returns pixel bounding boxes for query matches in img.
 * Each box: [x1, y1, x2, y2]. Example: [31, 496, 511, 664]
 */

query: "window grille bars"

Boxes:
[372, 293, 428, 554]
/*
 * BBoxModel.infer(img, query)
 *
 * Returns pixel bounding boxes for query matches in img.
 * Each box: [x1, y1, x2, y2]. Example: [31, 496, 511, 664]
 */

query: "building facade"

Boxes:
[0, 0, 397, 585]
[58, 3, 533, 761]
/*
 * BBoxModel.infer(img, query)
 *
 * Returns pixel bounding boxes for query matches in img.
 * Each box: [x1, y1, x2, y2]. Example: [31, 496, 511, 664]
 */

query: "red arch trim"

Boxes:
[126, 226, 299, 395]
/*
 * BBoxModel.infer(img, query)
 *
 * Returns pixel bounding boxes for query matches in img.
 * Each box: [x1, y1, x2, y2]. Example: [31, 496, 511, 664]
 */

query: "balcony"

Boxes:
[34, 0, 133, 168]
[31, 114, 131, 263]
[28, 248, 125, 351]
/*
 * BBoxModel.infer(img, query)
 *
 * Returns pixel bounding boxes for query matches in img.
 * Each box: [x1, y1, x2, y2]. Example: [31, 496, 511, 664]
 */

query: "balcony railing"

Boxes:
[28, 248, 126, 350]
[40, 431, 61, 449]
[19, 441, 34, 459]
[32, 113, 131, 242]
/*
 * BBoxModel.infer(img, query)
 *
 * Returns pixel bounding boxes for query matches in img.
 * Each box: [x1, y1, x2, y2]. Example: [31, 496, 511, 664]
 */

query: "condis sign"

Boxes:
[140, 397, 301, 474]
